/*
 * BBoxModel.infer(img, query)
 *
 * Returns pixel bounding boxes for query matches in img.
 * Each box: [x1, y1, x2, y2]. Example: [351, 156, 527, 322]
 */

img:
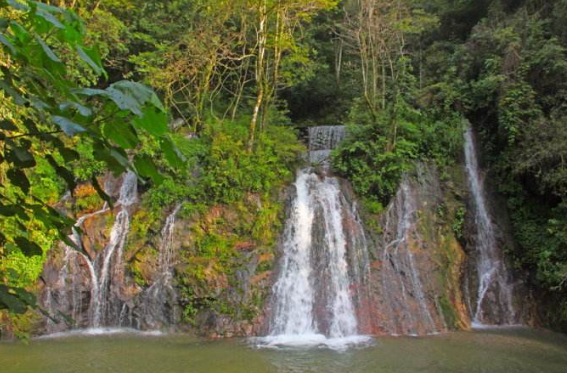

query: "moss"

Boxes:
[410, 166, 470, 331]
[452, 207, 466, 241]
[175, 188, 285, 326]
[74, 184, 105, 214]
[107, 211, 116, 227]
[128, 209, 161, 247]
[256, 258, 273, 274]
[439, 295, 459, 328]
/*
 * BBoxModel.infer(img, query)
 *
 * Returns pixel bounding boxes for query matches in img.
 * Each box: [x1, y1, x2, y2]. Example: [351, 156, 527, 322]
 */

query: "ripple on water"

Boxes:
[36, 328, 166, 340]
[252, 334, 374, 351]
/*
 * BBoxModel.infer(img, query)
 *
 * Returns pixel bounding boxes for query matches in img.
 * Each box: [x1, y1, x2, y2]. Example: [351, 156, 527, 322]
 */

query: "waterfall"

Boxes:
[379, 175, 444, 335]
[308, 126, 346, 165]
[134, 203, 182, 329]
[463, 126, 517, 326]
[45, 171, 137, 331]
[92, 170, 137, 327]
[260, 126, 371, 348]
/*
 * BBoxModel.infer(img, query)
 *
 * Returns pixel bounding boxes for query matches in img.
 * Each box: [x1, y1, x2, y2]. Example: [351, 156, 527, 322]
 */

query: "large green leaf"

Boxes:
[160, 136, 185, 168]
[105, 86, 143, 115]
[0, 119, 18, 131]
[91, 175, 114, 209]
[134, 154, 164, 184]
[5, 144, 35, 168]
[133, 106, 168, 137]
[0, 285, 36, 314]
[35, 8, 65, 29]
[9, 20, 31, 43]
[46, 155, 76, 191]
[111, 81, 164, 111]
[59, 101, 92, 117]
[76, 45, 104, 76]
[14, 236, 43, 257]
[0, 32, 16, 54]
[0, 203, 23, 217]
[52, 116, 85, 135]
[6, 0, 29, 11]
[7, 168, 30, 193]
[0, 79, 26, 105]
[0, 286, 27, 314]
[103, 122, 139, 149]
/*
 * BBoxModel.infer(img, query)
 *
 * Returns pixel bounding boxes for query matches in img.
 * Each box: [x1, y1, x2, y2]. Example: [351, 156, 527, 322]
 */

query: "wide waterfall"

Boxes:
[260, 126, 371, 349]
[463, 126, 518, 326]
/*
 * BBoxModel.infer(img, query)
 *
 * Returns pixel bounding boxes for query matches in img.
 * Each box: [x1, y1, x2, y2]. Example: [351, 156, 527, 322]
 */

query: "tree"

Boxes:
[339, 0, 437, 136]
[246, 0, 337, 150]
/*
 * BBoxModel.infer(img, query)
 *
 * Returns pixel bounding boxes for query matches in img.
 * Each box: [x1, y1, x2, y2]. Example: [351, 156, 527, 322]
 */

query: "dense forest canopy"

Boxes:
[1, 0, 567, 334]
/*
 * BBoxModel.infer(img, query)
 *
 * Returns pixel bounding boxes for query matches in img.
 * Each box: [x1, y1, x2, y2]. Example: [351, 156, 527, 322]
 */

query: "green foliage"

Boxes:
[0, 0, 179, 315]
[333, 99, 462, 205]
[196, 117, 303, 204]
[438, 0, 567, 323]
[452, 207, 466, 241]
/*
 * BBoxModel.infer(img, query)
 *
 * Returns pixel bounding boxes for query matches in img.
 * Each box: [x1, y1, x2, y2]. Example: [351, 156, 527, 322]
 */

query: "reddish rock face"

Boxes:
[37, 160, 529, 339]
[80, 210, 113, 260]
[40, 172, 147, 333]
[258, 163, 472, 339]
[344, 164, 471, 336]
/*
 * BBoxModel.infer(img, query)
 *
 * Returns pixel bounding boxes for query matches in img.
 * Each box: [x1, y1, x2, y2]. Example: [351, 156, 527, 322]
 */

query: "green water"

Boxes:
[1, 328, 566, 373]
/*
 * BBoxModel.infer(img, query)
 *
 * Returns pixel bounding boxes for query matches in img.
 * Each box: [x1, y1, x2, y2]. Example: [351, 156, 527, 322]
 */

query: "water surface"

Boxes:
[1, 328, 566, 373]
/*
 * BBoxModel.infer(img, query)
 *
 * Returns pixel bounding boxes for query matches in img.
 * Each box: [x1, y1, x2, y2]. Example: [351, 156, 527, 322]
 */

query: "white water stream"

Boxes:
[463, 126, 517, 326]
[259, 126, 371, 349]
[47, 171, 138, 330]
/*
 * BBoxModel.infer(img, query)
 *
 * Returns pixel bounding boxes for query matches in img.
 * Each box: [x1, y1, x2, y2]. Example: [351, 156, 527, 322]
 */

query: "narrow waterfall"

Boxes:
[378, 174, 445, 335]
[44, 171, 138, 331]
[261, 126, 371, 348]
[133, 203, 182, 329]
[48, 209, 106, 330]
[308, 126, 346, 164]
[463, 126, 518, 326]
[92, 170, 138, 327]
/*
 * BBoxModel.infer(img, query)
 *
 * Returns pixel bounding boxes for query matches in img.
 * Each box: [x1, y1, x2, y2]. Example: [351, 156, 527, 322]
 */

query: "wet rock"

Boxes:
[364, 163, 471, 335]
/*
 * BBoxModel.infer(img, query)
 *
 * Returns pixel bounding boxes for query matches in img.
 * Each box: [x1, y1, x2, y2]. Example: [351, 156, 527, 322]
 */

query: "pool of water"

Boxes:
[1, 328, 566, 373]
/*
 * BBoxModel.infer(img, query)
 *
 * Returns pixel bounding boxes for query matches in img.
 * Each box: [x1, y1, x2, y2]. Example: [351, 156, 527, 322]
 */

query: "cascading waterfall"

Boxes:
[269, 171, 317, 338]
[260, 126, 371, 348]
[45, 206, 109, 331]
[463, 126, 518, 326]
